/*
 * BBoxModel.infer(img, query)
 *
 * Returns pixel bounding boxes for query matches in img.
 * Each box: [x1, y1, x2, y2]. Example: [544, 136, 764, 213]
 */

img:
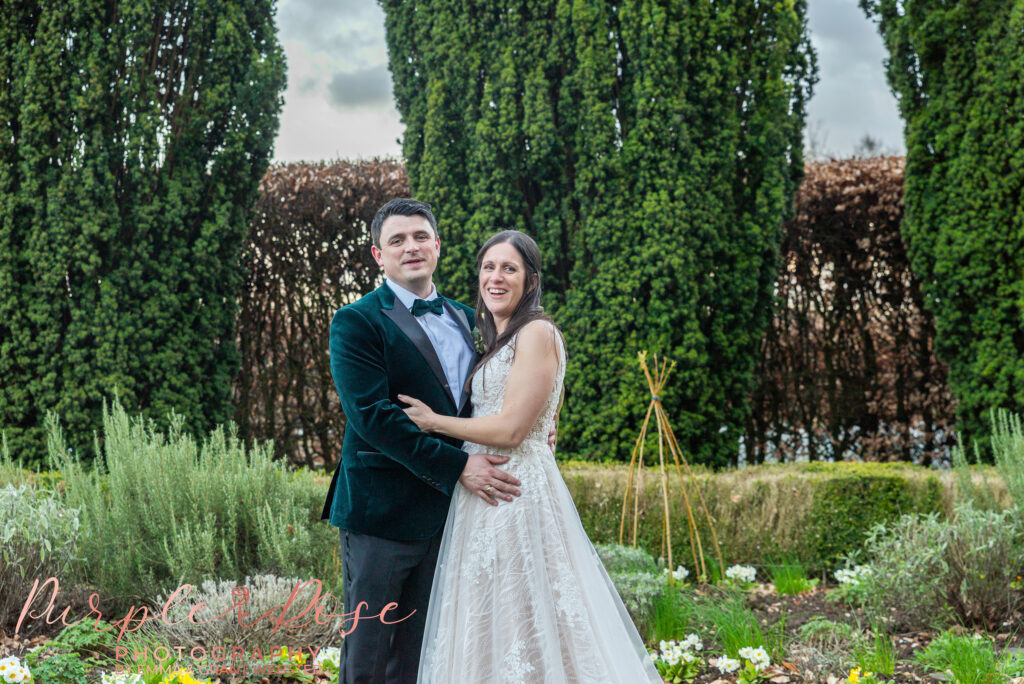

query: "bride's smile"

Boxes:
[479, 242, 528, 332]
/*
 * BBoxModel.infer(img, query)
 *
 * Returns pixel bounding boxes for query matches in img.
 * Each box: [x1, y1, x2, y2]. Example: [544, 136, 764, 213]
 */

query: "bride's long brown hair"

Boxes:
[469, 230, 564, 382]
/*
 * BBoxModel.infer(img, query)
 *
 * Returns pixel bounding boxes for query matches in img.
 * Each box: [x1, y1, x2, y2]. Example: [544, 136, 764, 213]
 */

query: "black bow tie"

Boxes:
[411, 298, 444, 317]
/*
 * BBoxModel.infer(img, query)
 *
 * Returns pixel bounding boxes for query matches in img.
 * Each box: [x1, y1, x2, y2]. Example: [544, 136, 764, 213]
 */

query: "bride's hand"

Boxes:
[397, 394, 438, 431]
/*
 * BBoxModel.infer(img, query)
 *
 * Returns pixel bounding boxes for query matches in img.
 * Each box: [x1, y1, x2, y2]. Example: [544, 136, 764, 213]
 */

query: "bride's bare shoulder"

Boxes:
[514, 319, 561, 357]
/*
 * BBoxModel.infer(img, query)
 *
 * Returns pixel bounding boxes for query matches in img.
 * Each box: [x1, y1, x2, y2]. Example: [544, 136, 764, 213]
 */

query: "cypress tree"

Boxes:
[0, 1, 285, 463]
[861, 0, 1024, 456]
[382, 0, 815, 465]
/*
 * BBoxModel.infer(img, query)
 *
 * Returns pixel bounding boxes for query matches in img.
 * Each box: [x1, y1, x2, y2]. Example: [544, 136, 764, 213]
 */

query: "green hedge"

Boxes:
[560, 461, 991, 573]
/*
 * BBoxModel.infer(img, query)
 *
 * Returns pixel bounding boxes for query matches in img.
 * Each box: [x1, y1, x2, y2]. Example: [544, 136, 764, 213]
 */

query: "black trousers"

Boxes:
[339, 528, 443, 684]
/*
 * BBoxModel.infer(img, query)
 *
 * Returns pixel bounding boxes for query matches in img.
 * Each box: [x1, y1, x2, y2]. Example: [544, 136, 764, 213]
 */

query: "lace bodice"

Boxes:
[462, 321, 564, 456]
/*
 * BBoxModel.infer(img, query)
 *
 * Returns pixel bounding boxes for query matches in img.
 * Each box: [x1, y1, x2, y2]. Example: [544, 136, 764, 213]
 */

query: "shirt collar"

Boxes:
[385, 278, 439, 311]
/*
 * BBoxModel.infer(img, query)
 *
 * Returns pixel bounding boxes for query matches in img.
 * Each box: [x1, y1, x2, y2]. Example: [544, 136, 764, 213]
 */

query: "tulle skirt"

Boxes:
[418, 439, 662, 683]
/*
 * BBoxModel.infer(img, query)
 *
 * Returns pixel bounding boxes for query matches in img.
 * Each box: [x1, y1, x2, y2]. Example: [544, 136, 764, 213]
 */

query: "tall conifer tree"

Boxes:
[382, 0, 815, 465]
[0, 1, 285, 462]
[862, 0, 1024, 456]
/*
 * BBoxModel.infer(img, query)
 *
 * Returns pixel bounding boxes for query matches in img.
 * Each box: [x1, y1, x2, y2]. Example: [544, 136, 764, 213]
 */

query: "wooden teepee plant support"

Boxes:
[619, 351, 725, 585]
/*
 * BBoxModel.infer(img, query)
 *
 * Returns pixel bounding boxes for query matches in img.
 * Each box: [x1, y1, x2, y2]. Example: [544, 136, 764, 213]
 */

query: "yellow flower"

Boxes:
[848, 667, 862, 683]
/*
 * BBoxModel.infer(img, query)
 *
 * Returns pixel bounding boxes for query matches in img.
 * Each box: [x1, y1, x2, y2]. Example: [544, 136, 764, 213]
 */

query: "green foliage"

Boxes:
[565, 461, 948, 572]
[0, 483, 80, 637]
[954, 408, 1024, 511]
[23, 652, 88, 684]
[914, 631, 1009, 683]
[796, 617, 859, 652]
[595, 542, 660, 575]
[804, 462, 943, 566]
[381, 0, 817, 466]
[649, 591, 691, 644]
[144, 574, 343, 652]
[860, 1, 1024, 458]
[680, 587, 775, 661]
[861, 506, 1024, 631]
[767, 561, 818, 595]
[853, 627, 896, 676]
[0, 1, 286, 466]
[51, 400, 339, 609]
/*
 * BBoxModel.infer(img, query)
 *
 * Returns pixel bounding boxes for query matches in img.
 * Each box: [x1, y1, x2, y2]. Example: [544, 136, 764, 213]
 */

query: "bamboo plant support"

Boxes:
[618, 351, 725, 585]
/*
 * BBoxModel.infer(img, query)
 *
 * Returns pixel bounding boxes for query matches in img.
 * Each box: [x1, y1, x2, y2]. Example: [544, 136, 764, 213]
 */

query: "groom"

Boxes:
[320, 198, 522, 683]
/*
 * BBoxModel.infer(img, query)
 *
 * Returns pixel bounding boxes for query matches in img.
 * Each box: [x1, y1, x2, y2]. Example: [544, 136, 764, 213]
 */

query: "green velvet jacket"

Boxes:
[320, 283, 478, 540]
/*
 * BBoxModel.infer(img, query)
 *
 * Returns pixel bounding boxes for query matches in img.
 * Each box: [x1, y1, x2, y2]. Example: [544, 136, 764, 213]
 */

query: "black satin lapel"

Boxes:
[382, 304, 457, 409]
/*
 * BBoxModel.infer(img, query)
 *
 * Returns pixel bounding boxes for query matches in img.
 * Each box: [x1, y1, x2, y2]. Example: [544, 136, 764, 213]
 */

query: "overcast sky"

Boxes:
[272, 0, 906, 164]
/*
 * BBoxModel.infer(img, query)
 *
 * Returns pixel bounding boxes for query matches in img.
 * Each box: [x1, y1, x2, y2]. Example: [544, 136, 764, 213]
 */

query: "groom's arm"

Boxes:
[331, 305, 475, 495]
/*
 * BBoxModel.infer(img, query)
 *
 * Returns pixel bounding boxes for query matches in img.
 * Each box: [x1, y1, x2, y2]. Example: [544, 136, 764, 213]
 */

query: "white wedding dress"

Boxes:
[418, 323, 662, 683]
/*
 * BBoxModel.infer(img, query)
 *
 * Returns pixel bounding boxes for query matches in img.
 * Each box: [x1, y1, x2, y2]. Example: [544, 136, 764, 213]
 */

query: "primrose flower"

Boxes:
[725, 564, 757, 584]
[835, 565, 873, 585]
[101, 674, 144, 684]
[158, 669, 209, 684]
[680, 633, 702, 652]
[314, 647, 341, 671]
[667, 565, 690, 582]
[848, 667, 869, 683]
[0, 656, 32, 683]
[738, 645, 771, 671]
[716, 656, 741, 673]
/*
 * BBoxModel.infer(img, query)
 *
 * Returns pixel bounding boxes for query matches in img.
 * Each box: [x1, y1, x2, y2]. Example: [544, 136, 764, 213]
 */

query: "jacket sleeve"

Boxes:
[330, 305, 469, 495]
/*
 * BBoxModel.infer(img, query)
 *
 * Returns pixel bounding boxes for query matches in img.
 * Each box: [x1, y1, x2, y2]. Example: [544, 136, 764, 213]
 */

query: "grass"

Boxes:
[768, 560, 819, 595]
[853, 625, 897, 676]
[649, 590, 691, 643]
[678, 587, 786, 662]
[913, 630, 1008, 683]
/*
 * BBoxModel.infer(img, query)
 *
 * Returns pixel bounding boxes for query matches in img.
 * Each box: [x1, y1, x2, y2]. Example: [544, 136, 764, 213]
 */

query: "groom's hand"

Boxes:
[460, 453, 522, 506]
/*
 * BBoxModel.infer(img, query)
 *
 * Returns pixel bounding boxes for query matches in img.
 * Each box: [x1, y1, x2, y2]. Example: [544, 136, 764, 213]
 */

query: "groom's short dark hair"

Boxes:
[371, 198, 438, 247]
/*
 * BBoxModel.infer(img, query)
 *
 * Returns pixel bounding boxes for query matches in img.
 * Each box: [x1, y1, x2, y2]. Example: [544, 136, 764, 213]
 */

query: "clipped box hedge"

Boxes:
[559, 461, 986, 573]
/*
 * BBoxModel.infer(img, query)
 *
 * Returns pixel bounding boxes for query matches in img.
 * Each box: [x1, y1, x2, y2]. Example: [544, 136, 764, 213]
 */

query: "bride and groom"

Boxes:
[320, 198, 661, 683]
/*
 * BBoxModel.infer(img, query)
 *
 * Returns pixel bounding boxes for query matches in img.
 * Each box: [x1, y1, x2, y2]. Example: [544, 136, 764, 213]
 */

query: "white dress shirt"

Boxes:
[386, 279, 473, 408]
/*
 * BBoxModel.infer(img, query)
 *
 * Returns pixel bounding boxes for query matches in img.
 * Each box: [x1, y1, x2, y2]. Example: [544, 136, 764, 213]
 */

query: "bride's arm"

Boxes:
[399, 320, 558, 448]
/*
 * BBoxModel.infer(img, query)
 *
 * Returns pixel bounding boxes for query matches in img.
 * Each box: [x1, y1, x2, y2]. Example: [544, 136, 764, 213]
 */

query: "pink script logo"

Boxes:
[16, 576, 413, 641]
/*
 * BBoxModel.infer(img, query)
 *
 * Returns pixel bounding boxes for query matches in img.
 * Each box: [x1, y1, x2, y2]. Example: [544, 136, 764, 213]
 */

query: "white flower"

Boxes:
[0, 657, 30, 684]
[101, 673, 143, 684]
[834, 564, 873, 585]
[314, 647, 341, 671]
[681, 633, 703, 652]
[725, 564, 757, 583]
[738, 646, 756, 660]
[666, 565, 689, 581]
[716, 656, 741, 673]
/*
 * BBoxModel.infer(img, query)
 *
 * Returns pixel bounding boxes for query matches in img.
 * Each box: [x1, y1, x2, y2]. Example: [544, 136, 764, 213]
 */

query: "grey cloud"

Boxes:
[326, 65, 393, 108]
[805, 0, 904, 156]
[278, 0, 385, 57]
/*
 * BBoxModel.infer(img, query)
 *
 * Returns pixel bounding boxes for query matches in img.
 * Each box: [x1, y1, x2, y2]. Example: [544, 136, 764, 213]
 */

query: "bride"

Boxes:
[398, 230, 662, 683]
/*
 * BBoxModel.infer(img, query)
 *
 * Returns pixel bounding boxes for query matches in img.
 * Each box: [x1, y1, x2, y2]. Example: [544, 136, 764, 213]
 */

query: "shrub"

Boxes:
[595, 543, 660, 575]
[144, 574, 344, 651]
[51, 401, 340, 608]
[237, 159, 409, 468]
[955, 408, 1024, 510]
[564, 461, 951, 571]
[0, 483, 80, 637]
[862, 506, 1024, 630]
[604, 570, 666, 633]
